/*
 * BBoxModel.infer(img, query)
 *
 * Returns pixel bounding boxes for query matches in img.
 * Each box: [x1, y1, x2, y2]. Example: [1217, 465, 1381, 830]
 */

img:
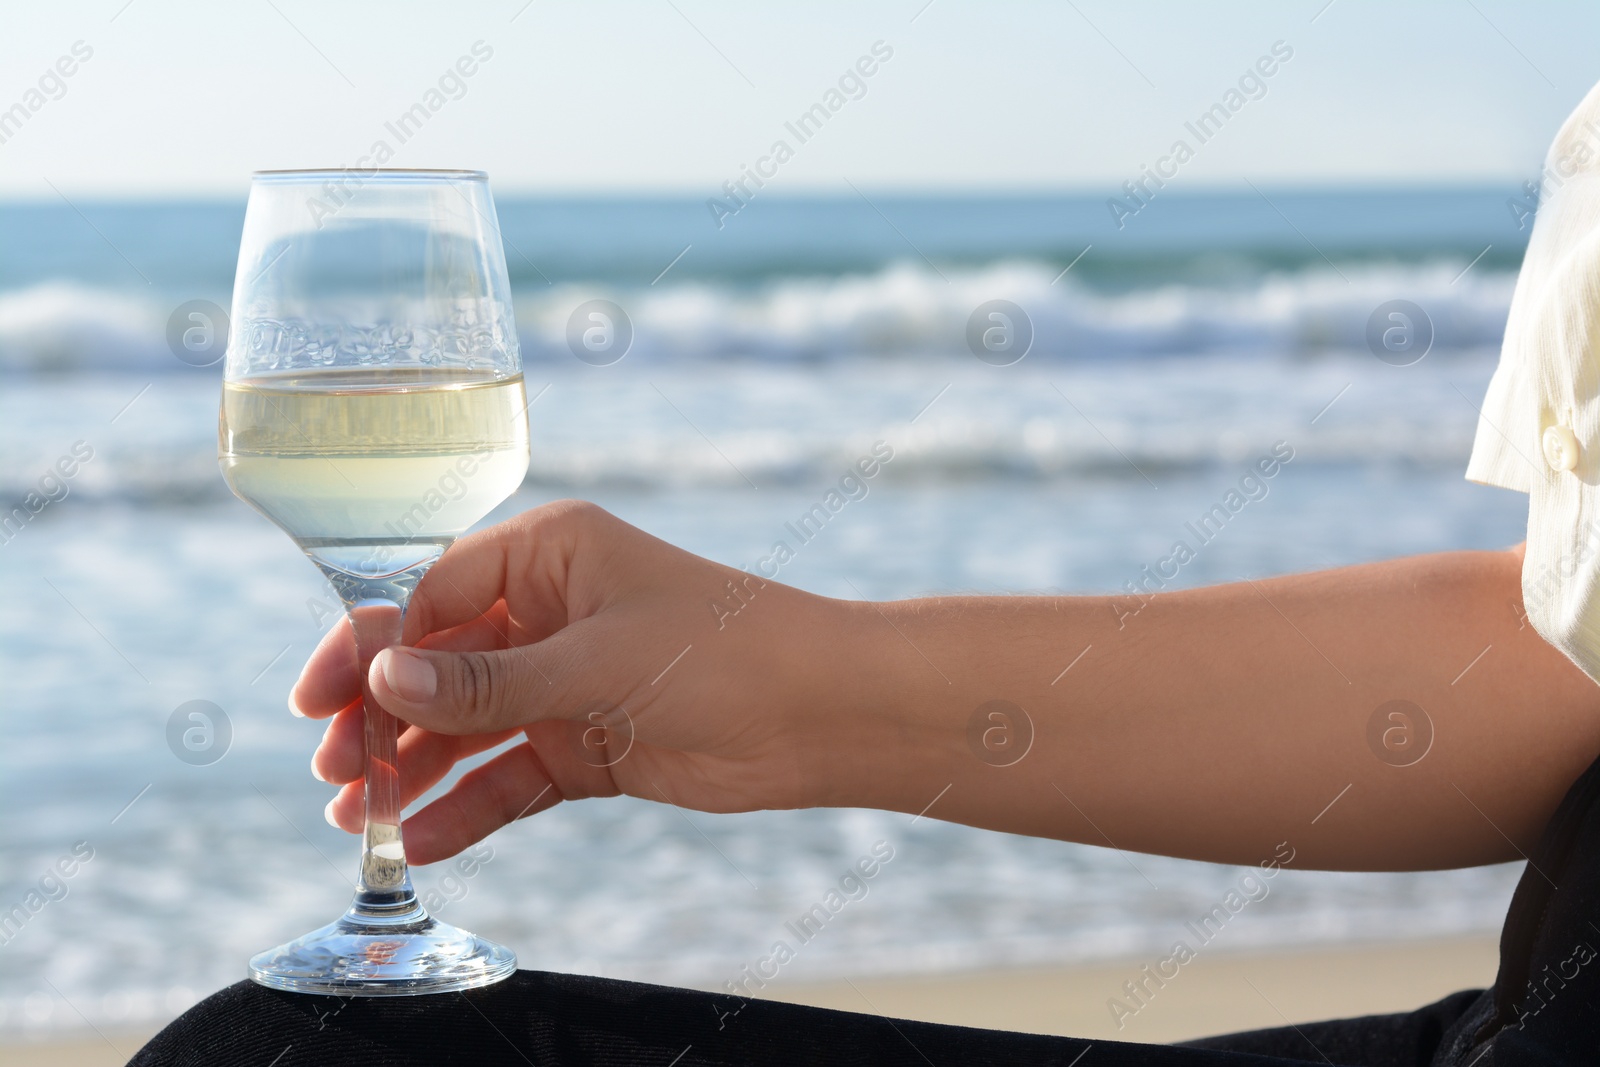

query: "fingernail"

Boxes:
[287, 692, 306, 719]
[310, 758, 325, 783]
[324, 799, 340, 828]
[380, 647, 437, 703]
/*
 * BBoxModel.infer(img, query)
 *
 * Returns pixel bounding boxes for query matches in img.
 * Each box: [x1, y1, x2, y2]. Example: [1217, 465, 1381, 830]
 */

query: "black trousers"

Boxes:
[130, 752, 1600, 1067]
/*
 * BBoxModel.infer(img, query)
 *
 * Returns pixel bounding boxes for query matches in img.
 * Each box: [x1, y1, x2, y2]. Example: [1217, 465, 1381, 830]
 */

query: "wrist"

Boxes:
[784, 593, 958, 813]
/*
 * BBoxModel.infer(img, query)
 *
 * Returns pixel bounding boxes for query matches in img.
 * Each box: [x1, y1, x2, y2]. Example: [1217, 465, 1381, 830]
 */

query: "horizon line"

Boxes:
[0, 178, 1537, 207]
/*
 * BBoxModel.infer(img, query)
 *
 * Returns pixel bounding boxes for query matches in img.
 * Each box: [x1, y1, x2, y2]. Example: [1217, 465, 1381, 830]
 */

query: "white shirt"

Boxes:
[1469, 78, 1600, 683]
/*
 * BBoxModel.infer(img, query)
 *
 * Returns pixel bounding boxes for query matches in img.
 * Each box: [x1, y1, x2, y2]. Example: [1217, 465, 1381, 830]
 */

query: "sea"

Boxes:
[0, 186, 1541, 1037]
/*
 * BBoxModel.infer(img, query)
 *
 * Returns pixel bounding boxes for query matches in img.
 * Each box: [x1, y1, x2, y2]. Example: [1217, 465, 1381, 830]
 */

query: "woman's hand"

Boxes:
[290, 500, 883, 865]
[293, 507, 1600, 872]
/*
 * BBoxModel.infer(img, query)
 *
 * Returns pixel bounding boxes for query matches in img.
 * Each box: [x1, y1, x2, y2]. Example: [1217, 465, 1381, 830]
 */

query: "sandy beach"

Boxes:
[0, 937, 1498, 1064]
[768, 936, 1499, 1046]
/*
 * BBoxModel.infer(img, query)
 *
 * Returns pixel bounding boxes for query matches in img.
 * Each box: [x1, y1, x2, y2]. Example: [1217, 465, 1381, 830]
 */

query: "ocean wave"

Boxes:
[0, 260, 1513, 374]
[518, 260, 1513, 363]
[0, 348, 1492, 508]
[0, 282, 169, 374]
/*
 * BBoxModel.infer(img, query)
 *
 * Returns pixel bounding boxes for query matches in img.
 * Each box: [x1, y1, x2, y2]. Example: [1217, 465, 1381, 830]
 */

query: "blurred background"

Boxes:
[1, 0, 1591, 1058]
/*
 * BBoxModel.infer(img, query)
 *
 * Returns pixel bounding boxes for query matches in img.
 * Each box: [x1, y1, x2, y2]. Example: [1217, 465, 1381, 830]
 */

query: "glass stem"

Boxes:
[349, 596, 412, 903]
[319, 552, 442, 915]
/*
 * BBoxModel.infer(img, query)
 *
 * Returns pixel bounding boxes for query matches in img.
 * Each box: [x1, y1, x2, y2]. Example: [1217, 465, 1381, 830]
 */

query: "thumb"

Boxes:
[369, 642, 567, 734]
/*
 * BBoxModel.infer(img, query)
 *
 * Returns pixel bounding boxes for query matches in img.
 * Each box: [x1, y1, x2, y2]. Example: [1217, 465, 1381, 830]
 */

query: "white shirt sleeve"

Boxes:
[1469, 80, 1600, 492]
[1469, 78, 1600, 683]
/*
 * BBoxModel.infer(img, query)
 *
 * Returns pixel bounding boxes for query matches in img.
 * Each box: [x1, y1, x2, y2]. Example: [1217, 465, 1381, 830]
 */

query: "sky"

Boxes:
[0, 0, 1595, 200]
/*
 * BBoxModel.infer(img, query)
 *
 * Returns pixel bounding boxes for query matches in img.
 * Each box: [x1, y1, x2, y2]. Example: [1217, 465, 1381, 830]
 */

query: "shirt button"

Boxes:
[1543, 424, 1580, 472]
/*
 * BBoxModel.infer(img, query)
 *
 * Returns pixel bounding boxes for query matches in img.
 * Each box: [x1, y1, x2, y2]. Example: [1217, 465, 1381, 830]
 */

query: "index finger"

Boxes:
[289, 620, 358, 719]
[403, 500, 595, 646]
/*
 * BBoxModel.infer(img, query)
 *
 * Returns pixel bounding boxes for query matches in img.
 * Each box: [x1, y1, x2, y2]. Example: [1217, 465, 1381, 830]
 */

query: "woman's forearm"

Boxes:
[302, 507, 1600, 871]
[817, 547, 1600, 870]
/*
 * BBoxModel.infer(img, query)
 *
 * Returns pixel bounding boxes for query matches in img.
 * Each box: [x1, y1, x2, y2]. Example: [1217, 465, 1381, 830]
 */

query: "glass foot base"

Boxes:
[249, 898, 516, 996]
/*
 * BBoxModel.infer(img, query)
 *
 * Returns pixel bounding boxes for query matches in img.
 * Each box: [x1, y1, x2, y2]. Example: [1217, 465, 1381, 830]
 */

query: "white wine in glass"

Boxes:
[221, 370, 529, 569]
[220, 169, 526, 995]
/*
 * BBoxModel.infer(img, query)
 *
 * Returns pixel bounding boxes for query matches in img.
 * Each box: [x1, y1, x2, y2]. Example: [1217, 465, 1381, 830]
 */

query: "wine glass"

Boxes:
[219, 169, 526, 994]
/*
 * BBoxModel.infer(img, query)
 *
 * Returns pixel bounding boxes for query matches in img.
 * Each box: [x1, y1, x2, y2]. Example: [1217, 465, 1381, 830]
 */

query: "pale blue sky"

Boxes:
[0, 0, 1594, 198]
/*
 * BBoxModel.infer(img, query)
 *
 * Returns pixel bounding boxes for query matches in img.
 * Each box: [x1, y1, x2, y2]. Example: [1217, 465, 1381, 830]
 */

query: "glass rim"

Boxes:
[251, 168, 488, 182]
